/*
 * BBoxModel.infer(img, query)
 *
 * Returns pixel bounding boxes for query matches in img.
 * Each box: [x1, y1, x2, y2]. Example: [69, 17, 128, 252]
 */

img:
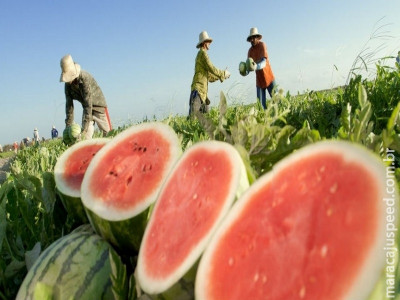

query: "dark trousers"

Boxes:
[188, 90, 209, 116]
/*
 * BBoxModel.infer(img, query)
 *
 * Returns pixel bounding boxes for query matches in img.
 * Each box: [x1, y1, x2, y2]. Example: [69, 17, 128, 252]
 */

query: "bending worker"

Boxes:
[59, 54, 111, 139]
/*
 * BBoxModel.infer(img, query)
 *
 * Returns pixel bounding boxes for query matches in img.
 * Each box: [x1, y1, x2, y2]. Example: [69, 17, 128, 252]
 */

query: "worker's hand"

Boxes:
[224, 70, 231, 79]
[246, 58, 256, 72]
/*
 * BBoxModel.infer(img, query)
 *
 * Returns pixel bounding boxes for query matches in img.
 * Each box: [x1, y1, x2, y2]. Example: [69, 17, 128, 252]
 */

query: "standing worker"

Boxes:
[59, 54, 112, 139]
[51, 125, 58, 139]
[189, 31, 230, 116]
[33, 128, 40, 144]
[13, 141, 18, 153]
[246, 27, 277, 109]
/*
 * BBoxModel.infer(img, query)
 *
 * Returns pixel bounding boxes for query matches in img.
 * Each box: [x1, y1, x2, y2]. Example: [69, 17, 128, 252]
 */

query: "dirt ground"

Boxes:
[0, 157, 12, 185]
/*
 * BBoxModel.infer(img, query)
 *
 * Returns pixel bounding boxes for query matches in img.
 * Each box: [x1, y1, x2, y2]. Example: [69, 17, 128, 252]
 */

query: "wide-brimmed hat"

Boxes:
[196, 31, 213, 48]
[247, 27, 262, 42]
[60, 54, 81, 82]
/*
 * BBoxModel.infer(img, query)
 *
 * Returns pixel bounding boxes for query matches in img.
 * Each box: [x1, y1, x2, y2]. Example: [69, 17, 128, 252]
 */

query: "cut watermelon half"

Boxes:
[195, 141, 396, 300]
[81, 122, 182, 252]
[136, 140, 249, 296]
[54, 138, 109, 223]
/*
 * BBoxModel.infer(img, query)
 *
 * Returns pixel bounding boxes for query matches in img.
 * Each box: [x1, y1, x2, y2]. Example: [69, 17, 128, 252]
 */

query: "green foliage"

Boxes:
[344, 63, 400, 133]
[0, 139, 73, 299]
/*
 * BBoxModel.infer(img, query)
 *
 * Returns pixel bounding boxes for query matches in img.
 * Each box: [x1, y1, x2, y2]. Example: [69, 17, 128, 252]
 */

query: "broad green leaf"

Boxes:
[25, 242, 41, 271]
[234, 144, 257, 184]
[4, 258, 25, 279]
[0, 201, 6, 251]
[109, 246, 128, 300]
[387, 101, 400, 133]
[41, 172, 56, 213]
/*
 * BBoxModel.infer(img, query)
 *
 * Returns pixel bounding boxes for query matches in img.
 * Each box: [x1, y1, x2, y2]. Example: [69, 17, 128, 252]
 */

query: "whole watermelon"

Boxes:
[63, 127, 72, 145]
[239, 61, 247, 76]
[16, 225, 124, 300]
[69, 123, 82, 139]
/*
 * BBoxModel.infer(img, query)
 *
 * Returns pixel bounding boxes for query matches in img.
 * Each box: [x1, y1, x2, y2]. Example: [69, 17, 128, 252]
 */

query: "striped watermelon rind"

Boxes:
[16, 225, 117, 300]
[62, 127, 72, 145]
[69, 123, 82, 138]
[86, 207, 150, 254]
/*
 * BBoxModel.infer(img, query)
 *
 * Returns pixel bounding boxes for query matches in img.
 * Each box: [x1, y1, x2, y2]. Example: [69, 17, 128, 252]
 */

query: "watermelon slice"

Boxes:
[81, 122, 182, 253]
[136, 140, 249, 297]
[195, 141, 396, 300]
[54, 138, 109, 223]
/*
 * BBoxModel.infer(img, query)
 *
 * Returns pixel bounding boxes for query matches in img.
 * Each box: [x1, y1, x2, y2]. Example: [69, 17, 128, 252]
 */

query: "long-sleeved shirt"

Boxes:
[64, 70, 107, 133]
[191, 48, 226, 102]
[248, 41, 275, 89]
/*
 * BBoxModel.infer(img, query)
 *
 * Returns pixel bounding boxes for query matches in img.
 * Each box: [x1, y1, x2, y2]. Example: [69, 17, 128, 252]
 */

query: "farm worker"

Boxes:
[59, 54, 112, 139]
[396, 51, 400, 67]
[51, 125, 58, 139]
[246, 27, 277, 109]
[189, 31, 231, 116]
[0, 144, 2, 152]
[33, 128, 40, 144]
[13, 141, 18, 153]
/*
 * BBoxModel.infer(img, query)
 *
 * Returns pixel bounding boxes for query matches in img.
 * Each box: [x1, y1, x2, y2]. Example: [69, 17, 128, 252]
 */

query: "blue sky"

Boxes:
[1, 0, 400, 146]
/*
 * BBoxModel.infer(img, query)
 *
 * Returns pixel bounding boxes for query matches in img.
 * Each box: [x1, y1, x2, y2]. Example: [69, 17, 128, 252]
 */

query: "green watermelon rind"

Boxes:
[57, 191, 89, 224]
[16, 226, 114, 300]
[195, 140, 396, 300]
[136, 140, 249, 295]
[85, 206, 150, 254]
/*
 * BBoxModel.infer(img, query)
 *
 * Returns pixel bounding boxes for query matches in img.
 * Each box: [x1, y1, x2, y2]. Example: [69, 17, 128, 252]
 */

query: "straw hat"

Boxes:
[60, 54, 81, 82]
[247, 27, 262, 42]
[196, 31, 213, 48]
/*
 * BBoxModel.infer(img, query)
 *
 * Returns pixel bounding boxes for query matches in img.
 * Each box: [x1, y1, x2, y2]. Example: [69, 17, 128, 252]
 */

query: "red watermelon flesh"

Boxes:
[81, 122, 182, 222]
[54, 138, 109, 198]
[136, 141, 249, 295]
[196, 141, 391, 300]
[64, 144, 106, 191]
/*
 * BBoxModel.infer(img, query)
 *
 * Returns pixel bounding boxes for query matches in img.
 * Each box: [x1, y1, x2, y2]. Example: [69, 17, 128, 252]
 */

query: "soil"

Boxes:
[0, 157, 13, 185]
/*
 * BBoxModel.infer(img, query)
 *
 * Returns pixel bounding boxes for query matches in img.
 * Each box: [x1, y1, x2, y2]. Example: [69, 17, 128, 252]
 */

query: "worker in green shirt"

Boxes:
[189, 31, 230, 116]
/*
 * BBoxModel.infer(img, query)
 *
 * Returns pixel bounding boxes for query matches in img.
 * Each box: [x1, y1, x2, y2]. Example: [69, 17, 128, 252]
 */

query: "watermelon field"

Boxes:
[0, 63, 400, 299]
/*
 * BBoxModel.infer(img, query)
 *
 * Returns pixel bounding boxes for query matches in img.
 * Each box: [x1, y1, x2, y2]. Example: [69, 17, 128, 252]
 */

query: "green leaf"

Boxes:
[0, 201, 6, 251]
[4, 258, 25, 279]
[109, 246, 128, 300]
[234, 144, 257, 184]
[25, 242, 41, 271]
[42, 172, 56, 214]
[219, 91, 228, 116]
[387, 101, 400, 133]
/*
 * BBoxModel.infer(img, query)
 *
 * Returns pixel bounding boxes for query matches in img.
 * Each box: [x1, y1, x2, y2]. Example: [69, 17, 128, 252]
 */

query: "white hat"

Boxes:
[196, 31, 213, 48]
[60, 54, 81, 82]
[247, 27, 262, 42]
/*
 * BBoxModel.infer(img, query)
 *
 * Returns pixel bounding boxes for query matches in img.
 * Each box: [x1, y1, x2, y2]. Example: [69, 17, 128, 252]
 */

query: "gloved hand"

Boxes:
[224, 69, 231, 79]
